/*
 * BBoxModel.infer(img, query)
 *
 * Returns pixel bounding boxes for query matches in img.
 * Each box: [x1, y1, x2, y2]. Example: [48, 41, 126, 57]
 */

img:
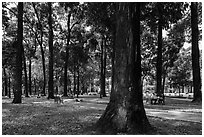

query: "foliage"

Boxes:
[2, 0, 202, 121]
[168, 48, 192, 87]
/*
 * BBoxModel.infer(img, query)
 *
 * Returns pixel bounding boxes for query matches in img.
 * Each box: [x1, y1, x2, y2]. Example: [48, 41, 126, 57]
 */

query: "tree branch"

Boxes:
[2, 4, 18, 17]
[70, 21, 80, 31]
[32, 3, 41, 24]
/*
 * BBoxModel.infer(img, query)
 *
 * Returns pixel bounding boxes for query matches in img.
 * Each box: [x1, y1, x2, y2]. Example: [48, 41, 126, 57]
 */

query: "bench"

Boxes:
[151, 95, 165, 105]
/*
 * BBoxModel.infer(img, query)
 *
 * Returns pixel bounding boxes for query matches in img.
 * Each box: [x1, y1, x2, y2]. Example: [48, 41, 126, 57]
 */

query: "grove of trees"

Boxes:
[2, 2, 202, 134]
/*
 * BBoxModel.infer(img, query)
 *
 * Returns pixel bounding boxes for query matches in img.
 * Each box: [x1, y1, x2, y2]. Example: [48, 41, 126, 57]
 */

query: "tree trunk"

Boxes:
[23, 48, 29, 97]
[100, 37, 106, 98]
[111, 30, 116, 98]
[96, 3, 151, 134]
[55, 72, 58, 95]
[73, 64, 76, 96]
[178, 86, 180, 96]
[29, 59, 32, 95]
[40, 42, 46, 96]
[102, 38, 107, 97]
[162, 74, 166, 94]
[156, 3, 163, 96]
[182, 85, 184, 93]
[8, 73, 11, 98]
[3, 67, 8, 96]
[191, 2, 202, 103]
[32, 3, 46, 96]
[77, 67, 80, 98]
[47, 2, 55, 99]
[33, 79, 36, 95]
[64, 13, 71, 97]
[12, 2, 23, 103]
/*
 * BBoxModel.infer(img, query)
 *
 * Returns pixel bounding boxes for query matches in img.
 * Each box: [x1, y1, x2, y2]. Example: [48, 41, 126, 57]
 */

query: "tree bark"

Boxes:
[40, 43, 46, 96]
[64, 13, 71, 97]
[23, 48, 29, 97]
[28, 59, 32, 95]
[12, 2, 23, 103]
[3, 67, 8, 96]
[100, 37, 106, 97]
[111, 30, 116, 98]
[191, 2, 202, 103]
[103, 41, 107, 97]
[77, 66, 80, 98]
[8, 73, 11, 98]
[47, 2, 54, 99]
[96, 3, 151, 134]
[73, 65, 76, 96]
[162, 73, 166, 94]
[156, 3, 163, 96]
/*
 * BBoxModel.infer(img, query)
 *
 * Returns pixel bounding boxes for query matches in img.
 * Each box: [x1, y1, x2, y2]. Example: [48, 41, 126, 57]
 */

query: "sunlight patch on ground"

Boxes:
[2, 109, 11, 117]
[49, 125, 59, 131]
[172, 121, 190, 127]
[63, 99, 75, 103]
[173, 108, 202, 113]
[78, 114, 101, 123]
[3, 120, 20, 126]
[2, 96, 202, 135]
[15, 115, 32, 122]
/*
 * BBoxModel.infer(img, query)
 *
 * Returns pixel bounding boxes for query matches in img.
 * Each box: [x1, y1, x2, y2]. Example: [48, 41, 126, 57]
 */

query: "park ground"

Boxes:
[2, 95, 202, 135]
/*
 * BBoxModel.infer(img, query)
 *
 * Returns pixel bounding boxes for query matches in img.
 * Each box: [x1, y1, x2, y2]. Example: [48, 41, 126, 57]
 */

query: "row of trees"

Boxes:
[2, 2, 101, 100]
[2, 2, 202, 133]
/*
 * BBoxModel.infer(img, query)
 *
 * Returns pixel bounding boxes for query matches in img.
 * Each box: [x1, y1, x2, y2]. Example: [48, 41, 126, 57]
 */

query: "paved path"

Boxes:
[71, 96, 202, 123]
[145, 108, 202, 123]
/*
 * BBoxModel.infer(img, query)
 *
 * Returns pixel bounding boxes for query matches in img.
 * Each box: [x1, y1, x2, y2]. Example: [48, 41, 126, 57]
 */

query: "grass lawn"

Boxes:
[2, 96, 202, 135]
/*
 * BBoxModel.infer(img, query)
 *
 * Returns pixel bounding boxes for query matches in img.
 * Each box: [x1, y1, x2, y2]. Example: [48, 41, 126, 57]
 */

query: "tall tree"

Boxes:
[47, 2, 55, 99]
[85, 3, 116, 98]
[22, 47, 29, 97]
[63, 4, 71, 97]
[12, 2, 23, 103]
[156, 3, 163, 96]
[168, 48, 192, 92]
[96, 3, 151, 134]
[100, 36, 107, 97]
[29, 58, 32, 95]
[191, 2, 202, 102]
[144, 3, 184, 96]
[32, 2, 47, 96]
[59, 2, 80, 97]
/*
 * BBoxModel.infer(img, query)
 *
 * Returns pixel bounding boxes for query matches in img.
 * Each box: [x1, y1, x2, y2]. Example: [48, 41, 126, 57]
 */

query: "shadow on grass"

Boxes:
[2, 97, 202, 135]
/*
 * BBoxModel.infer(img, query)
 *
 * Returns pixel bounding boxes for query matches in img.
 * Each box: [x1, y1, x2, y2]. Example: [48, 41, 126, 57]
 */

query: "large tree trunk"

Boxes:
[156, 3, 163, 96]
[64, 13, 71, 97]
[12, 2, 23, 103]
[191, 2, 202, 103]
[47, 2, 54, 99]
[96, 3, 151, 134]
